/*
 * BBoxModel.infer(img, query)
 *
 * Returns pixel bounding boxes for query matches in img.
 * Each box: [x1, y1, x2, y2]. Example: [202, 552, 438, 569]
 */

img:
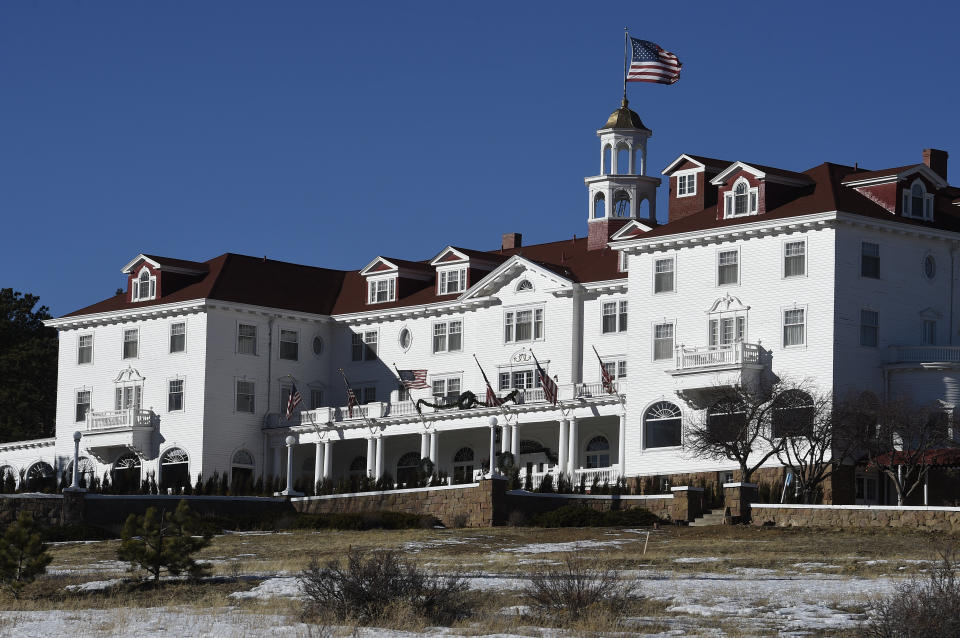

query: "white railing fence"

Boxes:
[887, 346, 960, 363]
[675, 342, 761, 370]
[87, 408, 154, 431]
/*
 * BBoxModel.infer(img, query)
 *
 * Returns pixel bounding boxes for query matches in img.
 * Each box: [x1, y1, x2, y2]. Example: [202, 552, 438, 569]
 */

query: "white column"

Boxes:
[282, 435, 301, 496]
[511, 422, 520, 458]
[420, 432, 429, 460]
[314, 442, 323, 487]
[429, 431, 438, 465]
[567, 417, 579, 474]
[366, 438, 375, 477]
[558, 418, 569, 474]
[375, 436, 384, 480]
[501, 425, 510, 454]
[618, 413, 627, 472]
[323, 440, 332, 480]
[488, 424, 497, 476]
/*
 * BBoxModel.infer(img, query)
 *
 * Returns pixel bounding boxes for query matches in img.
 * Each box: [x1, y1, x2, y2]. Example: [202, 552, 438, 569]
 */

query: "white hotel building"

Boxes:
[4, 99, 960, 504]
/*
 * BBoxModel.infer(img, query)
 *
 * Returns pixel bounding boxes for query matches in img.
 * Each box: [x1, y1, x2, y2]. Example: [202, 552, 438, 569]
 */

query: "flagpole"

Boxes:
[623, 27, 629, 101]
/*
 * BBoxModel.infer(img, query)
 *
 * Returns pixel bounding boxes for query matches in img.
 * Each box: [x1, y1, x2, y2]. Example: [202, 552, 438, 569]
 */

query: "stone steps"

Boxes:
[689, 509, 726, 527]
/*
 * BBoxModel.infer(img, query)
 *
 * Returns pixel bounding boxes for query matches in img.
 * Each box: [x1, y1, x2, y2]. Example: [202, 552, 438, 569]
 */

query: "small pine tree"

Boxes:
[218, 472, 228, 496]
[194, 473, 203, 494]
[149, 473, 159, 495]
[101, 471, 111, 494]
[117, 500, 212, 586]
[140, 477, 150, 494]
[0, 512, 52, 598]
[252, 475, 264, 496]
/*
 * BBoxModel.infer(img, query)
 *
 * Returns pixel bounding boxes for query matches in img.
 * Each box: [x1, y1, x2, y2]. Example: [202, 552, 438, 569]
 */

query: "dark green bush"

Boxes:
[293, 511, 439, 531]
[529, 504, 660, 528]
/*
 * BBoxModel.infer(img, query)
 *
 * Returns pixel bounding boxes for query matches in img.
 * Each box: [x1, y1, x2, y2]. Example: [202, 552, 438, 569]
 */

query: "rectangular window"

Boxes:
[602, 360, 628, 380]
[861, 242, 880, 279]
[618, 251, 629, 272]
[783, 309, 805, 347]
[438, 268, 466, 294]
[168, 379, 184, 412]
[601, 300, 628, 333]
[122, 329, 138, 359]
[709, 317, 744, 347]
[115, 386, 141, 410]
[433, 322, 447, 353]
[432, 320, 462, 353]
[363, 387, 377, 404]
[352, 331, 377, 360]
[279, 329, 299, 361]
[677, 173, 696, 196]
[310, 389, 324, 410]
[236, 380, 256, 413]
[499, 372, 510, 391]
[75, 390, 90, 422]
[170, 322, 186, 353]
[653, 323, 674, 360]
[238, 323, 257, 355]
[860, 310, 879, 347]
[654, 258, 675, 293]
[784, 241, 806, 277]
[367, 277, 396, 303]
[515, 310, 533, 341]
[922, 319, 937, 346]
[504, 308, 543, 343]
[512, 370, 536, 389]
[352, 333, 363, 361]
[78, 334, 93, 364]
[718, 250, 739, 285]
[617, 360, 627, 378]
[432, 377, 461, 400]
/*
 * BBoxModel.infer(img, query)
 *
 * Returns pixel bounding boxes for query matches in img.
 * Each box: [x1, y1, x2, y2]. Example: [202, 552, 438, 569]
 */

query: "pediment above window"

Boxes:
[706, 293, 750, 314]
[610, 219, 655, 241]
[115, 365, 145, 384]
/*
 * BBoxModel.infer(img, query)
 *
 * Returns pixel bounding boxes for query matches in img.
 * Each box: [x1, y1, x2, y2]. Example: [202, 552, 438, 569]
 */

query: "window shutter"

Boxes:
[724, 193, 732, 216]
[368, 281, 375, 304]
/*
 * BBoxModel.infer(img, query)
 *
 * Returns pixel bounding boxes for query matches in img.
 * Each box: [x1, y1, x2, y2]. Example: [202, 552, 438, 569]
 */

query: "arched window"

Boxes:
[613, 190, 631, 217]
[616, 144, 630, 174]
[112, 454, 141, 493]
[725, 178, 758, 218]
[349, 456, 367, 478]
[133, 267, 156, 301]
[585, 436, 610, 468]
[160, 447, 190, 492]
[707, 399, 747, 442]
[772, 390, 815, 438]
[231, 449, 255, 489]
[396, 451, 421, 487]
[734, 181, 748, 215]
[644, 402, 683, 448]
[68, 456, 96, 488]
[602, 145, 612, 175]
[26, 462, 55, 492]
[516, 279, 533, 292]
[452, 447, 475, 484]
[594, 192, 606, 219]
[911, 181, 926, 218]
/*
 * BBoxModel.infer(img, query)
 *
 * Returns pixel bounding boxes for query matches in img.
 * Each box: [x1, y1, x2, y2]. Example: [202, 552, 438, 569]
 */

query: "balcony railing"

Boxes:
[887, 346, 960, 364]
[86, 408, 154, 431]
[674, 342, 761, 372]
[285, 381, 622, 428]
[521, 464, 622, 491]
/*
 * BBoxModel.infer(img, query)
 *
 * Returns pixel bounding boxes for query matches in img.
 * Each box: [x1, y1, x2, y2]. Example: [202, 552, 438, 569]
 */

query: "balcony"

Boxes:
[272, 382, 622, 429]
[886, 346, 960, 368]
[83, 408, 157, 461]
[671, 342, 763, 374]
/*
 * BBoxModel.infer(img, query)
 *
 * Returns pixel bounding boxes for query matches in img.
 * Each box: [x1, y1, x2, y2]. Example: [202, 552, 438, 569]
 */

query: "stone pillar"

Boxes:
[429, 431, 438, 465]
[617, 413, 626, 472]
[375, 437, 384, 480]
[62, 490, 86, 527]
[366, 438, 375, 477]
[670, 486, 704, 523]
[723, 482, 758, 523]
[567, 417, 579, 474]
[511, 422, 519, 458]
[323, 440, 332, 480]
[558, 418, 569, 474]
[477, 475, 509, 527]
[501, 425, 511, 454]
[313, 442, 323, 487]
[420, 432, 429, 460]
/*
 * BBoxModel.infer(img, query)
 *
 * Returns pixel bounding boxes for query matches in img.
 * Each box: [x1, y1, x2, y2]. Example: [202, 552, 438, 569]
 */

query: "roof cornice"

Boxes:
[0, 437, 55, 453]
[332, 296, 498, 325]
[710, 161, 813, 187]
[45, 299, 211, 330]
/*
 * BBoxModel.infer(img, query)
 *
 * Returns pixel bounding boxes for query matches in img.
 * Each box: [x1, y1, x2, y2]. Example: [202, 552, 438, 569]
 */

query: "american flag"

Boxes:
[338, 368, 359, 418]
[285, 383, 302, 420]
[397, 369, 429, 390]
[473, 355, 502, 407]
[530, 350, 558, 406]
[627, 38, 681, 85]
[593, 346, 615, 394]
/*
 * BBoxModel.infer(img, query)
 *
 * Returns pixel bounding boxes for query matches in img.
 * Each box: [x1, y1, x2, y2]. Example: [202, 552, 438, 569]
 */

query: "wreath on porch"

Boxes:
[414, 390, 521, 415]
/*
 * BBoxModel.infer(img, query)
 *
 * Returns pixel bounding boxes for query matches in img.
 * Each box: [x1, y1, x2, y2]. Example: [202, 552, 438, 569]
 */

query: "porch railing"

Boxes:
[887, 346, 960, 364]
[86, 408, 154, 431]
[674, 342, 761, 371]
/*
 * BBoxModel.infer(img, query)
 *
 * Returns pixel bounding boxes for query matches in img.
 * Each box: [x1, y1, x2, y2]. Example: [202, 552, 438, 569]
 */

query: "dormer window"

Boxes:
[677, 173, 696, 197]
[367, 276, 396, 304]
[437, 267, 466, 295]
[132, 267, 156, 301]
[724, 178, 758, 218]
[904, 180, 934, 220]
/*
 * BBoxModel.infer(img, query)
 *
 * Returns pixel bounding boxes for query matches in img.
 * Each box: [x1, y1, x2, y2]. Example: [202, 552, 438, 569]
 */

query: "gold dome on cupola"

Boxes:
[603, 98, 649, 131]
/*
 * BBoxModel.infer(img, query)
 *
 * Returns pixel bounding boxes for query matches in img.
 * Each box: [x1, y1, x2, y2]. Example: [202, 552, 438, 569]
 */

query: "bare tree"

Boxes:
[683, 382, 785, 484]
[764, 387, 856, 504]
[837, 392, 954, 506]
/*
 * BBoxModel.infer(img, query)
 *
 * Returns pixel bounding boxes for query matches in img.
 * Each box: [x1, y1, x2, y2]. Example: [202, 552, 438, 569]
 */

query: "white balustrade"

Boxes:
[887, 346, 960, 364]
[674, 342, 761, 371]
[86, 408, 153, 431]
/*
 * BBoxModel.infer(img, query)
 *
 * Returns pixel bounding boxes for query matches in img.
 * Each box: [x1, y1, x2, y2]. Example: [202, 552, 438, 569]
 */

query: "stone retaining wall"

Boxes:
[504, 490, 674, 522]
[752, 504, 960, 532]
[0, 494, 67, 527]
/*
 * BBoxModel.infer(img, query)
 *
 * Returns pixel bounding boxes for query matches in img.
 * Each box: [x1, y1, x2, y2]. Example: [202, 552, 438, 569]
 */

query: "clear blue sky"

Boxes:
[2, 1, 958, 317]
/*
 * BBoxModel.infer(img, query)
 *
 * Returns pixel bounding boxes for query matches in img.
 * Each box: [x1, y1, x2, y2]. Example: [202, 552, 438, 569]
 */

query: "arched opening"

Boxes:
[516, 279, 534, 292]
[734, 180, 749, 216]
[25, 462, 55, 492]
[396, 452, 421, 487]
[160, 448, 189, 493]
[231, 449, 255, 492]
[0, 465, 16, 492]
[911, 181, 926, 218]
[68, 456, 96, 489]
[613, 190, 631, 217]
[452, 447, 475, 484]
[616, 144, 630, 174]
[772, 390, 815, 438]
[637, 197, 651, 220]
[112, 454, 141, 493]
[602, 145, 612, 175]
[644, 401, 683, 448]
[585, 436, 611, 468]
[707, 399, 748, 442]
[593, 192, 606, 219]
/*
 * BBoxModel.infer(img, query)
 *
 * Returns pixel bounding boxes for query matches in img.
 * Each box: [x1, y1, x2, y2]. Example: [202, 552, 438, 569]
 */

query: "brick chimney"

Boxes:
[502, 233, 522, 250]
[923, 149, 949, 180]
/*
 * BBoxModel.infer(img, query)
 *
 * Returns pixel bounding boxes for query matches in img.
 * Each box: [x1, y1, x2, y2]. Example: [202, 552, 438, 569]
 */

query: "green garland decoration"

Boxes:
[415, 390, 521, 415]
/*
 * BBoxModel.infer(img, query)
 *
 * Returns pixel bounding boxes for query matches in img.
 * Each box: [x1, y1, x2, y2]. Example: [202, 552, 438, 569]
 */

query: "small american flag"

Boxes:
[397, 369, 429, 390]
[285, 383, 302, 420]
[530, 350, 558, 406]
[346, 387, 358, 418]
[593, 346, 615, 394]
[627, 38, 681, 85]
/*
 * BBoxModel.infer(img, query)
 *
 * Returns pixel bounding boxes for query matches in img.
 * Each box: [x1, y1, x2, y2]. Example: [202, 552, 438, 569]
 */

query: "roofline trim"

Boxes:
[45, 299, 211, 329]
[332, 296, 498, 324]
[710, 161, 813, 187]
[842, 164, 948, 189]
[459, 255, 574, 301]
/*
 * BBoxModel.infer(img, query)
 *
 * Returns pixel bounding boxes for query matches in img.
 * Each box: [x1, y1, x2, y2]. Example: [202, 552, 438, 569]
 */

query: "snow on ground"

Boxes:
[672, 557, 722, 564]
[48, 559, 130, 575]
[64, 578, 124, 592]
[402, 537, 479, 551]
[229, 577, 302, 600]
[503, 539, 626, 554]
